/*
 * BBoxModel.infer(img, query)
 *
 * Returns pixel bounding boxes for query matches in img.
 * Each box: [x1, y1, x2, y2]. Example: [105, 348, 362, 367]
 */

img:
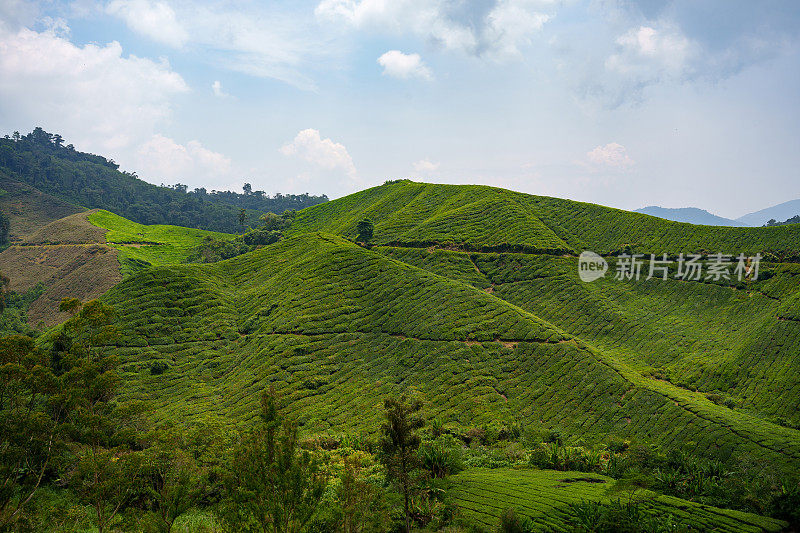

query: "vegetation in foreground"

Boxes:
[1, 298, 796, 531]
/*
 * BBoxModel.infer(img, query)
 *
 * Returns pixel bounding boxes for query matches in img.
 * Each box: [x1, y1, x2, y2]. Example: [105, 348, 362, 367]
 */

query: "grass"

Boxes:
[448, 467, 787, 532]
[88, 210, 236, 276]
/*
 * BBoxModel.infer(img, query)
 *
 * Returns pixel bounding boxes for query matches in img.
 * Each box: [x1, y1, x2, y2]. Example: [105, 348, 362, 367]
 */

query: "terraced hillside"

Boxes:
[88, 210, 235, 276]
[87, 231, 800, 474]
[449, 468, 787, 532]
[288, 180, 800, 258]
[382, 247, 800, 428]
[0, 210, 120, 327]
[0, 209, 234, 328]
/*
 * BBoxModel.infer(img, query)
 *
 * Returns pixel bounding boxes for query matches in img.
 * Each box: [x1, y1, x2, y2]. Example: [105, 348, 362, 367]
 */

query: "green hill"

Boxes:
[289, 180, 800, 258]
[20, 179, 800, 529]
[84, 231, 800, 473]
[0, 128, 327, 234]
[449, 468, 786, 532]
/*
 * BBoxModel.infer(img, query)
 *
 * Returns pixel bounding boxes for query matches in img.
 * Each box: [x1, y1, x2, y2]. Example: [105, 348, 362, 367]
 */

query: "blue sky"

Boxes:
[1, 0, 798, 218]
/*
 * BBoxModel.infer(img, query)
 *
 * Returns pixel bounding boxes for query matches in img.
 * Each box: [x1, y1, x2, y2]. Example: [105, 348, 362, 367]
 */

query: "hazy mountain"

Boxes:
[737, 199, 800, 227]
[634, 206, 746, 227]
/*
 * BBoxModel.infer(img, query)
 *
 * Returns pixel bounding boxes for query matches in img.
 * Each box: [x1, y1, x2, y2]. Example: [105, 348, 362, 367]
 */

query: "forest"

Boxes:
[0, 129, 327, 234]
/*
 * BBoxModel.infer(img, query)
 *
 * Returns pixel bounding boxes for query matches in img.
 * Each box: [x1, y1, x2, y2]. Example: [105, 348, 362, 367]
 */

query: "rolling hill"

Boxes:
[287, 181, 800, 258]
[11, 179, 800, 529]
[73, 189, 800, 474]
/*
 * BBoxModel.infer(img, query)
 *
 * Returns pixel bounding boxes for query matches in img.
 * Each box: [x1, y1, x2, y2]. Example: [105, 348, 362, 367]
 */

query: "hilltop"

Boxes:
[288, 180, 800, 258]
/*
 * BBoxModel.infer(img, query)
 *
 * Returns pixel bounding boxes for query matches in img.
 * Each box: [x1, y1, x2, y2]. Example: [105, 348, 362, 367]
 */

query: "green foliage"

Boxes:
[356, 218, 374, 243]
[186, 235, 251, 263]
[380, 394, 424, 533]
[0, 281, 45, 336]
[219, 388, 327, 532]
[1, 128, 327, 233]
[496, 508, 534, 533]
[419, 435, 464, 478]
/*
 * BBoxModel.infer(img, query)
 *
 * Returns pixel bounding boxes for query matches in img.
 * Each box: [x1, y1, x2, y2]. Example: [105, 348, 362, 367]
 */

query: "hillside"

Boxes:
[0, 177, 83, 242]
[0, 128, 327, 234]
[288, 181, 800, 258]
[634, 206, 744, 227]
[10, 179, 800, 529]
[0, 208, 235, 330]
[83, 230, 800, 475]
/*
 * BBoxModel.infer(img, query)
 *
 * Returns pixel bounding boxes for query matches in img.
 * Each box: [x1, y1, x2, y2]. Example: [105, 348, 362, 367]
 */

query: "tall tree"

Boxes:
[379, 395, 424, 533]
[222, 388, 327, 532]
[0, 336, 63, 527]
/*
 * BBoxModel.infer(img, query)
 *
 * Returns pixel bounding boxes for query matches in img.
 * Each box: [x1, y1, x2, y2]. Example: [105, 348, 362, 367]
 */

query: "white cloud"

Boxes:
[211, 80, 229, 98]
[586, 143, 635, 169]
[316, 0, 553, 59]
[378, 50, 432, 80]
[105, 0, 325, 89]
[280, 129, 356, 178]
[413, 158, 440, 175]
[135, 134, 234, 187]
[106, 0, 188, 48]
[0, 23, 188, 153]
[606, 25, 694, 78]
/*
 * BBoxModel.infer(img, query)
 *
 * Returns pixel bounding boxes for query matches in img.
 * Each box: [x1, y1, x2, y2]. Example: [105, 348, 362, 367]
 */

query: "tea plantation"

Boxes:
[448, 468, 786, 532]
[40, 181, 799, 529]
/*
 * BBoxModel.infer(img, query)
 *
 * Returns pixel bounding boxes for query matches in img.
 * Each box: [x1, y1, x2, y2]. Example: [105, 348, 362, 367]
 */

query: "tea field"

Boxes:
[448, 468, 787, 532]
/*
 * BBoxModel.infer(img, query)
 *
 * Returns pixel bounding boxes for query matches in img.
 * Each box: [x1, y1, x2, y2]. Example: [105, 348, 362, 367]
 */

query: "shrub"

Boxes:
[419, 436, 464, 478]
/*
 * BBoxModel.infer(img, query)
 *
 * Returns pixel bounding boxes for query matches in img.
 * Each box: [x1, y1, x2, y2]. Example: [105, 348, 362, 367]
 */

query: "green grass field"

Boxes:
[448, 468, 787, 532]
[88, 210, 236, 276]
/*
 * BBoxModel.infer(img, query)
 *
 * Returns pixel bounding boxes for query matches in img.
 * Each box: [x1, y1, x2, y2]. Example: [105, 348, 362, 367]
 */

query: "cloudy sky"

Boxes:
[1, 0, 799, 217]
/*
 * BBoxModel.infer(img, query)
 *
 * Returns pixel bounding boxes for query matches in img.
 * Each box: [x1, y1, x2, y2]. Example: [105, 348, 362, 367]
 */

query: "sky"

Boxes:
[0, 0, 799, 218]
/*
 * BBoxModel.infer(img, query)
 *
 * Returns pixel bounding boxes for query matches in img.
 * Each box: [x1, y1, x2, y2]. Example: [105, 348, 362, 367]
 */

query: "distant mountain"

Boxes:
[634, 206, 746, 227]
[737, 199, 800, 227]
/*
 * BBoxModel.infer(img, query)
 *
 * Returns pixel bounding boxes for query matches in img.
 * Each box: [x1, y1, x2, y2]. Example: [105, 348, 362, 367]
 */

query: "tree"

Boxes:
[140, 429, 203, 532]
[222, 388, 327, 532]
[58, 300, 145, 533]
[243, 183, 252, 195]
[0, 210, 9, 248]
[239, 208, 248, 228]
[356, 219, 374, 243]
[379, 395, 424, 533]
[0, 336, 63, 527]
[0, 271, 8, 313]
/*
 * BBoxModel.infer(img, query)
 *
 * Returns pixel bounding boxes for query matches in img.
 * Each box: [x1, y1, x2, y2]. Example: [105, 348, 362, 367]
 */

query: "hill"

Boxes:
[634, 206, 744, 227]
[0, 128, 327, 234]
[737, 198, 800, 227]
[16, 180, 800, 529]
[287, 181, 800, 258]
[0, 177, 83, 242]
[81, 230, 800, 474]
[0, 209, 235, 330]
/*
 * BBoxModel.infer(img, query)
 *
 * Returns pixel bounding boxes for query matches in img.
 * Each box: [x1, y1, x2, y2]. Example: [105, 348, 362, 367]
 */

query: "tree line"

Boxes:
[0, 129, 328, 234]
